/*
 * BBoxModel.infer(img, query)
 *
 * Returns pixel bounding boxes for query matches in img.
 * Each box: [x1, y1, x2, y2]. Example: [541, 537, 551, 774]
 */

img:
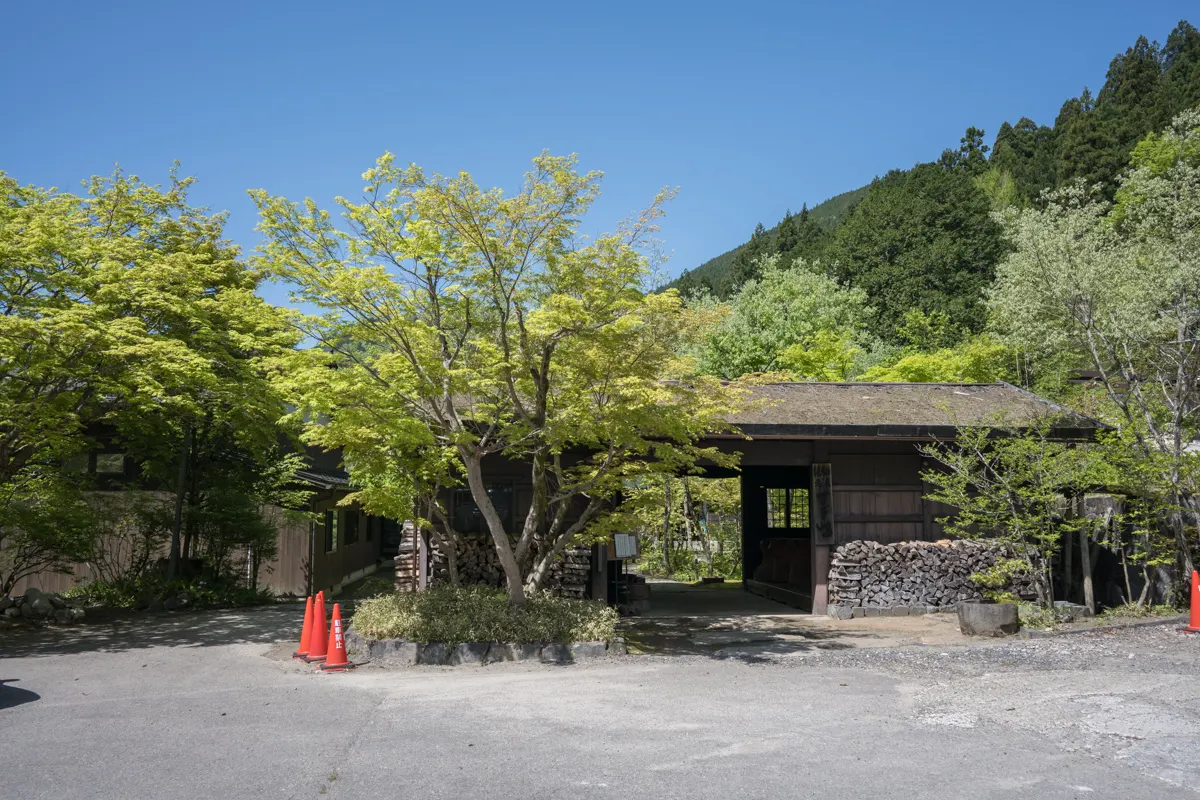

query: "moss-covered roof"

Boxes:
[724, 382, 1104, 439]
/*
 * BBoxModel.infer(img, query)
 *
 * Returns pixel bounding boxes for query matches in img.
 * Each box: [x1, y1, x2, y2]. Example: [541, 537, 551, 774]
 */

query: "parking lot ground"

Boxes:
[2, 606, 1198, 799]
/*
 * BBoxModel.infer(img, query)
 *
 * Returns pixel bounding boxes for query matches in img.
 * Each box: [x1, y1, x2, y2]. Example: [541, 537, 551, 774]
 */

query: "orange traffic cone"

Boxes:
[304, 591, 329, 662]
[318, 603, 356, 672]
[1180, 570, 1200, 635]
[292, 596, 314, 660]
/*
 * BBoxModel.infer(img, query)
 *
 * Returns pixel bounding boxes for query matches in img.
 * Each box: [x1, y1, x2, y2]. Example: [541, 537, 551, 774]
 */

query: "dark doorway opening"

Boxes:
[742, 466, 813, 609]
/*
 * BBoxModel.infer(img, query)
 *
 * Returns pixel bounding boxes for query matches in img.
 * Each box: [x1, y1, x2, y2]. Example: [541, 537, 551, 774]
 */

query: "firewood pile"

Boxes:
[427, 533, 591, 598]
[828, 539, 1035, 608]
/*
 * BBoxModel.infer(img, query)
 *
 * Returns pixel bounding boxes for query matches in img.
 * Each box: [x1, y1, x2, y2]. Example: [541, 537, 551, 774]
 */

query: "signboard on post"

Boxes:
[609, 532, 639, 561]
[811, 463, 835, 546]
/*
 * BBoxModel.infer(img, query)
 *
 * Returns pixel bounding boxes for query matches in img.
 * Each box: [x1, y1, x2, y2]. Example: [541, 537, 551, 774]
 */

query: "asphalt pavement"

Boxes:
[2, 605, 1198, 799]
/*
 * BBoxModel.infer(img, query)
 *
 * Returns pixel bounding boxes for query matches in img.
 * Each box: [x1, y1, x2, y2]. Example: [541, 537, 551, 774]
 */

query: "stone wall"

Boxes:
[827, 540, 1035, 613]
[429, 533, 591, 598]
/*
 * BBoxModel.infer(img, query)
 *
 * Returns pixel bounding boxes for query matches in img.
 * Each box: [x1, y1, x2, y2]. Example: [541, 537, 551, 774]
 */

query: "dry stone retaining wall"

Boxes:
[827, 539, 1034, 618]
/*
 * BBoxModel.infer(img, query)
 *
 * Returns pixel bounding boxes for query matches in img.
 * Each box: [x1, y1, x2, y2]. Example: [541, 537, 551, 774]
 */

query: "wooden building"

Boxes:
[687, 382, 1104, 614]
[434, 381, 1103, 614]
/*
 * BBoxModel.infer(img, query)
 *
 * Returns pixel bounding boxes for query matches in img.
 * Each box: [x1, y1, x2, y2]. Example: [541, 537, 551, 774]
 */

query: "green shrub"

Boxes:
[1017, 601, 1058, 630]
[64, 574, 274, 610]
[1098, 603, 1179, 621]
[351, 585, 619, 645]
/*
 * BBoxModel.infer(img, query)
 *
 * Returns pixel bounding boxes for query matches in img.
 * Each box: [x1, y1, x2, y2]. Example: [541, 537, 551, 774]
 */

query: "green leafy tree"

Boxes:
[0, 168, 296, 592]
[858, 336, 1012, 383]
[253, 152, 741, 607]
[921, 423, 1092, 608]
[699, 256, 871, 378]
[776, 330, 861, 381]
[625, 476, 741, 580]
[990, 110, 1200, 583]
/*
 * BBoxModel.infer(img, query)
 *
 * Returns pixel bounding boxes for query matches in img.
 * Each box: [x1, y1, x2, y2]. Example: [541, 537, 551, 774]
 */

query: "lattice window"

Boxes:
[766, 488, 810, 529]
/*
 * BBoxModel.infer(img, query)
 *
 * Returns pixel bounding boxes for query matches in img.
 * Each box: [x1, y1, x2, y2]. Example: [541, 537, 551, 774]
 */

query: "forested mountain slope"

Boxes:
[674, 185, 867, 295]
[669, 19, 1200, 343]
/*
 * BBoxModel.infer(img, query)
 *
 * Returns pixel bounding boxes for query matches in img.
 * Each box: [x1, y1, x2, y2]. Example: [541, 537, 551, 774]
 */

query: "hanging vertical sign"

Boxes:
[811, 463, 835, 546]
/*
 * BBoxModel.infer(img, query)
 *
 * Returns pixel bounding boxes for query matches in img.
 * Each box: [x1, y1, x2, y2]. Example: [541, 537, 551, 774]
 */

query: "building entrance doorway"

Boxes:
[742, 466, 814, 610]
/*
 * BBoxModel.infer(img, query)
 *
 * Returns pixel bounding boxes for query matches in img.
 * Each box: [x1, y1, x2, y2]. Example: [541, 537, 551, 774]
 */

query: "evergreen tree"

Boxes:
[1161, 21, 1200, 119]
[1054, 88, 1126, 194]
[725, 222, 769, 292]
[792, 204, 826, 262]
[1098, 34, 1165, 143]
[774, 209, 799, 259]
[990, 117, 1057, 201]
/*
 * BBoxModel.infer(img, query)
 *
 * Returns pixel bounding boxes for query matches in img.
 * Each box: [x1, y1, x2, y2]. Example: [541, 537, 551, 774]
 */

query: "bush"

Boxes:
[1017, 601, 1059, 630]
[64, 573, 274, 611]
[1098, 603, 1179, 621]
[351, 585, 619, 645]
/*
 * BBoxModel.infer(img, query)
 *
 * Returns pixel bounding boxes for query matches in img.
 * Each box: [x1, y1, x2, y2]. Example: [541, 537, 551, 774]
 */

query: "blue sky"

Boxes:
[2, 1, 1194, 304]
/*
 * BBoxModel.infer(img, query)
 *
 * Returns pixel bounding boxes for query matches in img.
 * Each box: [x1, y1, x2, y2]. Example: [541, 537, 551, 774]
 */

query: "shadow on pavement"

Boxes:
[0, 605, 307, 658]
[0, 679, 41, 709]
[623, 613, 885, 662]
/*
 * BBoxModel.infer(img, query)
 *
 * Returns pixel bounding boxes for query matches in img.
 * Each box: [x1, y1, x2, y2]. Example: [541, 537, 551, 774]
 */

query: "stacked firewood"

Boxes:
[828, 539, 1035, 608]
[428, 533, 590, 598]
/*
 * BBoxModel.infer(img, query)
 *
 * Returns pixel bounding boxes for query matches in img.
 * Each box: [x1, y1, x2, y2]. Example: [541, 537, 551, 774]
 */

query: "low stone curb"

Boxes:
[1019, 614, 1189, 639]
[827, 603, 959, 620]
[345, 627, 627, 666]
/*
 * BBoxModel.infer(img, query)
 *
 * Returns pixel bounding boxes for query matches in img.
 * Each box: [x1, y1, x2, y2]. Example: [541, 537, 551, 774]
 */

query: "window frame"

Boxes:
[324, 509, 339, 553]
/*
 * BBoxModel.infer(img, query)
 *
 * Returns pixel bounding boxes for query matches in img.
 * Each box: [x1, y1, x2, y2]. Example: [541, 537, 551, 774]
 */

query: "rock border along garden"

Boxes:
[0, 587, 85, 625]
[826, 539, 1035, 619]
[344, 628, 627, 666]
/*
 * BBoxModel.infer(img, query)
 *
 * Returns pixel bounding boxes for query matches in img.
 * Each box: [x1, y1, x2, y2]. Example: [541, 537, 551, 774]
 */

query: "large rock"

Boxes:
[448, 643, 490, 666]
[417, 642, 447, 665]
[3, 607, 20, 619]
[569, 642, 607, 661]
[486, 642, 543, 663]
[540, 643, 572, 664]
[957, 601, 1020, 637]
[607, 638, 627, 657]
[367, 639, 419, 665]
[0, 597, 14, 612]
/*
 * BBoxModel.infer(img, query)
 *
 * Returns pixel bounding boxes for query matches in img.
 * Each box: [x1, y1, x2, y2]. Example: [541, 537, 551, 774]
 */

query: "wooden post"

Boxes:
[921, 468, 934, 541]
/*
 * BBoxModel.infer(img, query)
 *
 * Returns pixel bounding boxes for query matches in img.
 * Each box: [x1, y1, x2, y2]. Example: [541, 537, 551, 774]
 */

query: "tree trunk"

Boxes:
[167, 423, 192, 582]
[1080, 525, 1095, 614]
[1063, 521, 1074, 602]
[461, 451, 525, 607]
[661, 478, 672, 575]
